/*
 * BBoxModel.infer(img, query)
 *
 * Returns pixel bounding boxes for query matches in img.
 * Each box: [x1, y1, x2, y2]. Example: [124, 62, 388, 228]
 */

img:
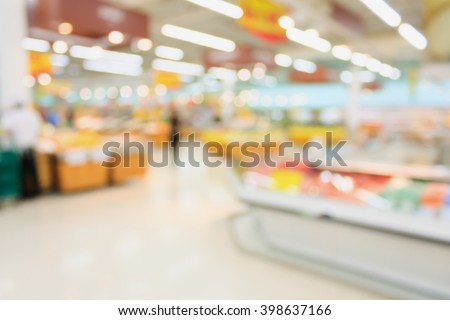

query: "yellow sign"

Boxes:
[153, 71, 181, 90]
[238, 0, 288, 42]
[29, 52, 52, 76]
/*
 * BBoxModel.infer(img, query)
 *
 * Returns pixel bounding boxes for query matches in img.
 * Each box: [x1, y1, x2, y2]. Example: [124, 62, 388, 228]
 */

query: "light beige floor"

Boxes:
[0, 160, 384, 299]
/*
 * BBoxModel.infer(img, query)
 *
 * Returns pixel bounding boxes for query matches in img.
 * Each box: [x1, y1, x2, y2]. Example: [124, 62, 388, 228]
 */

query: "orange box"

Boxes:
[107, 153, 147, 185]
[57, 162, 109, 193]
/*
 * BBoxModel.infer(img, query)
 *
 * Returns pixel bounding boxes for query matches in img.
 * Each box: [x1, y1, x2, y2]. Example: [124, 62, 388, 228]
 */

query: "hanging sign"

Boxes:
[27, 0, 150, 41]
[238, 0, 288, 43]
[29, 52, 52, 77]
[153, 71, 181, 90]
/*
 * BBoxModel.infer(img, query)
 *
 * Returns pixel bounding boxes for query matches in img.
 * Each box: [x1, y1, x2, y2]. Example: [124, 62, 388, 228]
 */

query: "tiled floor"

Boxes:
[0, 159, 384, 299]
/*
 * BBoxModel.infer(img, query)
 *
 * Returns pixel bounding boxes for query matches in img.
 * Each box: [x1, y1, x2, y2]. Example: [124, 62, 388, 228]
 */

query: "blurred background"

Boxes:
[1, 0, 450, 299]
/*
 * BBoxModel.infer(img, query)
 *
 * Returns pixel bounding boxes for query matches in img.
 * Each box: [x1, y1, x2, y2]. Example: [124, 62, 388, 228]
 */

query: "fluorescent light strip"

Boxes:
[83, 60, 142, 76]
[186, 0, 243, 19]
[278, 16, 295, 29]
[161, 24, 236, 52]
[51, 54, 70, 67]
[390, 68, 401, 80]
[398, 23, 428, 50]
[70, 45, 103, 60]
[22, 38, 50, 52]
[294, 59, 317, 73]
[286, 28, 331, 53]
[70, 45, 143, 65]
[152, 58, 204, 76]
[367, 58, 382, 72]
[155, 46, 184, 61]
[274, 54, 292, 67]
[332, 45, 352, 61]
[208, 67, 237, 80]
[379, 63, 394, 77]
[360, 0, 401, 27]
[101, 50, 143, 66]
[351, 52, 369, 67]
[359, 71, 376, 83]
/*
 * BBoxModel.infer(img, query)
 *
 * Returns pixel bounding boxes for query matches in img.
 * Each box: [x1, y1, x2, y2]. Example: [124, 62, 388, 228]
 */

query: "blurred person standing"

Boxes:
[1, 102, 42, 198]
[170, 108, 181, 161]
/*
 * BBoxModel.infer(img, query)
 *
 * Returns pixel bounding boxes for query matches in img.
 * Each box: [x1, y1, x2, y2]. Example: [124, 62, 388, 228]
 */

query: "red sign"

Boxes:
[27, 0, 149, 40]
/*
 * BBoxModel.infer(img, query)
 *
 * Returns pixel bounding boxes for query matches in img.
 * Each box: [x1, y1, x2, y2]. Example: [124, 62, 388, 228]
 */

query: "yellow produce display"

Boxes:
[288, 126, 347, 145]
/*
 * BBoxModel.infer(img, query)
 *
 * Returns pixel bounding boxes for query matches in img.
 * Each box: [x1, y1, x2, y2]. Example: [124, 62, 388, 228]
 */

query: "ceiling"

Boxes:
[49, 0, 429, 86]
[104, 0, 426, 64]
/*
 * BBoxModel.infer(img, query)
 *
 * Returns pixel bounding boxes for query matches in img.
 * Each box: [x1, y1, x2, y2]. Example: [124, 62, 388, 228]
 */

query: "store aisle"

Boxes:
[0, 160, 384, 299]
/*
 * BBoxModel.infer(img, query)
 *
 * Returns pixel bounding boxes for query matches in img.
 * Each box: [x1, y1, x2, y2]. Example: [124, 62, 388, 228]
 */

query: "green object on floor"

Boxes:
[0, 150, 21, 200]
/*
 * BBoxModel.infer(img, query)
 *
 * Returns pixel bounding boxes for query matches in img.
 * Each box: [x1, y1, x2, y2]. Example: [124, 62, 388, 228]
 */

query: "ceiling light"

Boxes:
[137, 38, 153, 51]
[107, 87, 119, 99]
[58, 22, 73, 35]
[101, 50, 143, 65]
[332, 45, 352, 61]
[94, 87, 106, 100]
[152, 58, 204, 76]
[52, 40, 68, 54]
[161, 24, 236, 52]
[237, 69, 251, 81]
[274, 53, 292, 67]
[120, 86, 133, 98]
[137, 85, 150, 97]
[70, 45, 103, 60]
[22, 38, 50, 52]
[286, 28, 331, 53]
[305, 29, 319, 37]
[351, 52, 369, 67]
[367, 58, 382, 72]
[294, 59, 317, 73]
[379, 63, 394, 77]
[275, 95, 288, 107]
[23, 75, 36, 88]
[51, 54, 70, 67]
[155, 84, 168, 97]
[186, 0, 243, 19]
[398, 23, 428, 50]
[83, 60, 142, 76]
[360, 0, 401, 27]
[108, 31, 124, 45]
[37, 73, 52, 86]
[390, 68, 401, 80]
[340, 71, 353, 84]
[80, 88, 92, 101]
[70, 46, 143, 66]
[155, 46, 184, 61]
[252, 66, 266, 79]
[278, 16, 295, 29]
[359, 71, 376, 83]
[208, 67, 237, 81]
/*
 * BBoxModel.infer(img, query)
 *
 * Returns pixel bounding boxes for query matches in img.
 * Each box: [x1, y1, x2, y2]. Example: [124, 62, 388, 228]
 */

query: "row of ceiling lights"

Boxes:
[174, 0, 427, 81]
[22, 0, 424, 82]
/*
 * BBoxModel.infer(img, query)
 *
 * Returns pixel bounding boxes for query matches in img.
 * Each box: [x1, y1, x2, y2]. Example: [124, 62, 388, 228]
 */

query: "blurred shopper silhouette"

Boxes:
[170, 108, 181, 161]
[1, 102, 42, 198]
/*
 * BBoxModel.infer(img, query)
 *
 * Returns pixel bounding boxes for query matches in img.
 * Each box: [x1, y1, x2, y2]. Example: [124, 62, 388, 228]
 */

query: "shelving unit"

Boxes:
[229, 163, 450, 244]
